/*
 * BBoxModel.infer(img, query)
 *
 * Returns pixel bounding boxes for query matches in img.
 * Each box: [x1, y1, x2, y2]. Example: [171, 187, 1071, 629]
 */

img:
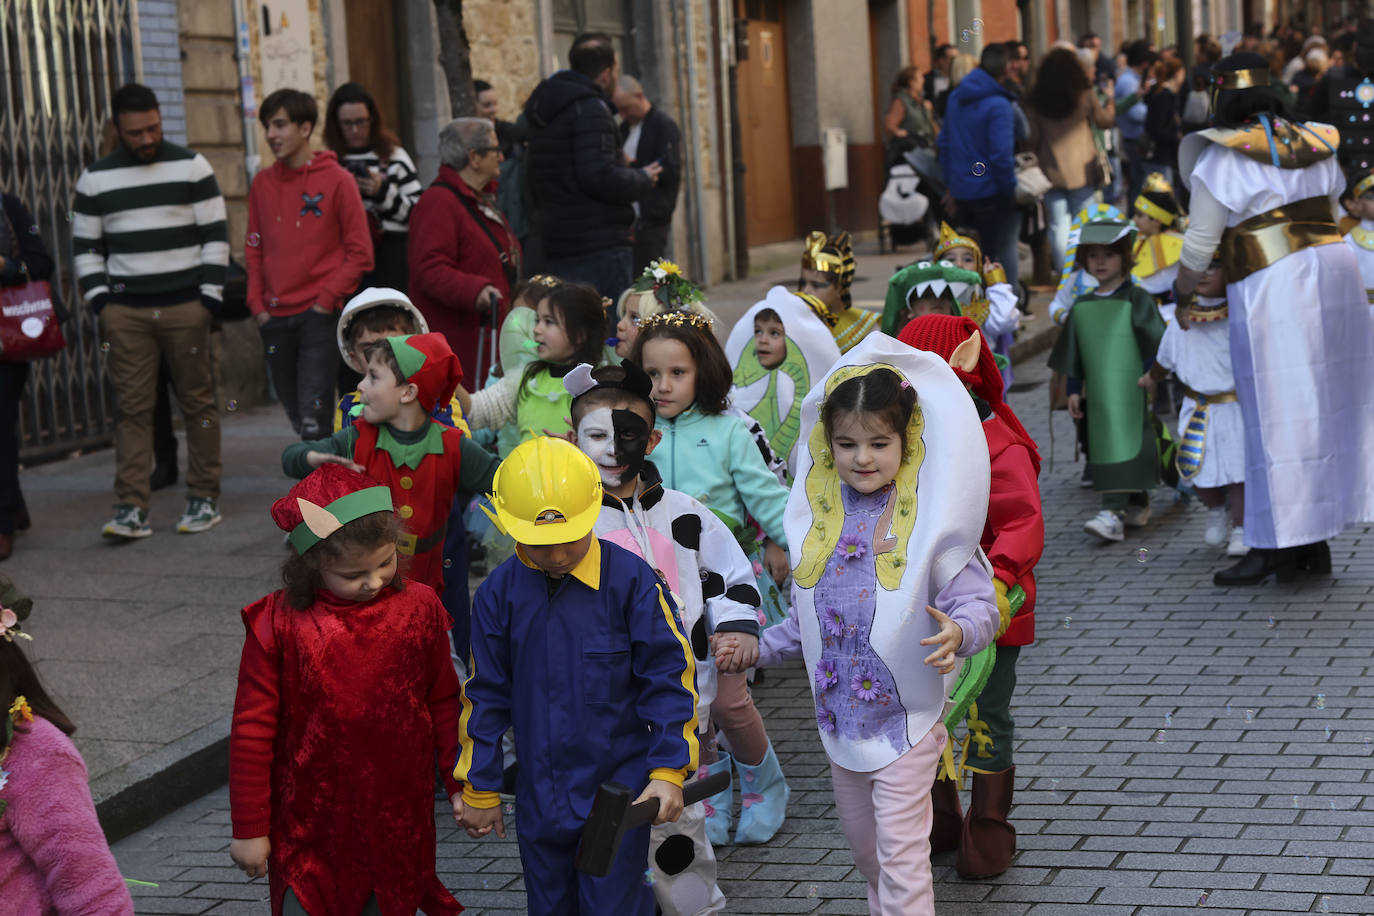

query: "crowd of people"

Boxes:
[3, 15, 1374, 916]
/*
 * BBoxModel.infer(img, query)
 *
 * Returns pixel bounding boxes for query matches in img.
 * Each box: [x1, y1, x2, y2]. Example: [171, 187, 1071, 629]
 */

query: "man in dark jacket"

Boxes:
[937, 43, 1020, 288]
[613, 75, 682, 273]
[1310, 18, 1374, 172]
[524, 32, 661, 301]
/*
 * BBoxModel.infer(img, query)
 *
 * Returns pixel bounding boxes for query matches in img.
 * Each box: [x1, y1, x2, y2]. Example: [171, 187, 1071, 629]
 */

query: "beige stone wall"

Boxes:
[465, 0, 542, 120]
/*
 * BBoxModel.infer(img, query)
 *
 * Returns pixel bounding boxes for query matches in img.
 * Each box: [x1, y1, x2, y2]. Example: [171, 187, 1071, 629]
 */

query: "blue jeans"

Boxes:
[543, 246, 634, 304]
[1045, 186, 1100, 276]
[954, 192, 1021, 288]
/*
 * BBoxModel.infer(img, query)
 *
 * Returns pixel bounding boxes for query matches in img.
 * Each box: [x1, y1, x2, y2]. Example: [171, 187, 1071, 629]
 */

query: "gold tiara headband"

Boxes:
[1215, 68, 1269, 90]
[638, 310, 715, 334]
[1354, 173, 1374, 199]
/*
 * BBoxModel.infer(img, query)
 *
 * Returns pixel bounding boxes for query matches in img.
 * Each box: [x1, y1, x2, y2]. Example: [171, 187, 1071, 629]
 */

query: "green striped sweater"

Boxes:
[72, 142, 228, 308]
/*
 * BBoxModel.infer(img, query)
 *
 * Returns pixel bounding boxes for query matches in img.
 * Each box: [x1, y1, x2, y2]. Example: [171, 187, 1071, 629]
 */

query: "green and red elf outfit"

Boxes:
[897, 314, 1044, 880]
[282, 333, 500, 593]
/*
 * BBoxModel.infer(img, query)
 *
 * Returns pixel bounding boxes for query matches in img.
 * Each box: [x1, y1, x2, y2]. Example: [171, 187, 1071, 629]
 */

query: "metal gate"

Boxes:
[0, 0, 136, 461]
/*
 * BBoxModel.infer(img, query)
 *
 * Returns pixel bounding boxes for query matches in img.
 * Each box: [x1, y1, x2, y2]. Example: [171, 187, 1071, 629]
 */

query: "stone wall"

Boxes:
[465, 0, 543, 121]
[137, 0, 188, 143]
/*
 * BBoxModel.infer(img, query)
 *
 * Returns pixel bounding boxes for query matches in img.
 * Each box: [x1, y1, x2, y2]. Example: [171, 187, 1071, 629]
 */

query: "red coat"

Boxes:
[982, 413, 1043, 647]
[229, 584, 463, 916]
[408, 166, 521, 380]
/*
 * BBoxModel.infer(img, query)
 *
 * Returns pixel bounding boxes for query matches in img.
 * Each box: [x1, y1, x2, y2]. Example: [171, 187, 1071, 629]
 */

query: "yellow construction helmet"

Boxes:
[482, 436, 603, 546]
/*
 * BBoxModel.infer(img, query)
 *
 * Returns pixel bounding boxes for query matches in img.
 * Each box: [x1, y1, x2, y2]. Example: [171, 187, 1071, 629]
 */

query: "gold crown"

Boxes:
[638, 310, 715, 334]
[528, 274, 562, 287]
[933, 222, 981, 263]
[1142, 172, 1173, 194]
[1215, 67, 1269, 90]
[801, 230, 855, 278]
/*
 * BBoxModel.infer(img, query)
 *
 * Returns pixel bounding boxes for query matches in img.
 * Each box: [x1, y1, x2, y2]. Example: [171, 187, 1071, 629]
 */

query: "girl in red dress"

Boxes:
[229, 464, 464, 916]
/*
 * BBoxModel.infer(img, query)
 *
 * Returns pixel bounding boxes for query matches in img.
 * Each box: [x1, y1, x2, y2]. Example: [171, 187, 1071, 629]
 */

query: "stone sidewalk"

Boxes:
[109, 354, 1374, 914]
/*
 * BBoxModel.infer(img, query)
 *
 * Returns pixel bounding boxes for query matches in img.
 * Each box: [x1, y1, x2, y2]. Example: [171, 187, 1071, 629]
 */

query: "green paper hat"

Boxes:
[271, 464, 395, 555]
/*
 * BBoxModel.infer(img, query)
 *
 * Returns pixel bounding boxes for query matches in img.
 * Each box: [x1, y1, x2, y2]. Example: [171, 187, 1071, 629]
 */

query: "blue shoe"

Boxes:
[733, 742, 790, 844]
[697, 753, 733, 846]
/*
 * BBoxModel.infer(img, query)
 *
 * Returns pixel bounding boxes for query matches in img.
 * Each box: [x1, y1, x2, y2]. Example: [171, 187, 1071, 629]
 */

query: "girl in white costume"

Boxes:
[1174, 53, 1374, 585]
[731, 334, 999, 915]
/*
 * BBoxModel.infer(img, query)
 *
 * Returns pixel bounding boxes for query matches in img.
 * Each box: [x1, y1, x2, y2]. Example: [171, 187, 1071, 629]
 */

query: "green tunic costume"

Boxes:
[1047, 281, 1166, 493]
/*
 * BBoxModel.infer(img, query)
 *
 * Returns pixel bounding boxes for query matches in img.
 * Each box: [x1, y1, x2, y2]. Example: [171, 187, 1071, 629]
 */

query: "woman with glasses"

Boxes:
[324, 82, 423, 294]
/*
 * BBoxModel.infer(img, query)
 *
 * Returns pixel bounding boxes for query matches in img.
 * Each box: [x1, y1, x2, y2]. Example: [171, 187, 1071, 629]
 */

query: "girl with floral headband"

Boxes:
[612, 259, 720, 359]
[0, 578, 135, 914]
[741, 334, 999, 914]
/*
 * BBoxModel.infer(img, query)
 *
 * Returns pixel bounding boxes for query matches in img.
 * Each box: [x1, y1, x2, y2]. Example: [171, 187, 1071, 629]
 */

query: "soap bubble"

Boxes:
[971, 18, 984, 34]
[151, 310, 160, 320]
[1325, 726, 1332, 740]
[226, 399, 238, 411]
[1137, 547, 1149, 563]
[101, 342, 111, 353]
[643, 869, 656, 886]
[443, 558, 453, 569]
[1062, 616, 1072, 628]
[1050, 777, 1060, 793]
[189, 346, 198, 355]
[1244, 709, 1254, 723]
[1196, 890, 1209, 905]
[1266, 616, 1277, 628]
[807, 886, 819, 898]
[201, 419, 212, 428]
[267, 345, 277, 355]
[503, 802, 515, 815]
[971, 161, 987, 176]
[961, 29, 971, 41]
[1315, 693, 1326, 709]
[1293, 794, 1300, 808]
[1151, 729, 1166, 743]
[1165, 712, 1173, 726]
[1321, 895, 1331, 912]
[1330, 800, 1337, 811]
[1225, 702, 1232, 715]
[1364, 736, 1371, 752]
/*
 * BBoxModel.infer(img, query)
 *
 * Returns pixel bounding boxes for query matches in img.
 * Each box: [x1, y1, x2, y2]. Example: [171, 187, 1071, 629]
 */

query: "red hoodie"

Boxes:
[245, 150, 373, 317]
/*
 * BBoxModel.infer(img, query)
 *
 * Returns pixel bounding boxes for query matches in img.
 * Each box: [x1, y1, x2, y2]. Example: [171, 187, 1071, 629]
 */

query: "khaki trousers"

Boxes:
[100, 301, 221, 510]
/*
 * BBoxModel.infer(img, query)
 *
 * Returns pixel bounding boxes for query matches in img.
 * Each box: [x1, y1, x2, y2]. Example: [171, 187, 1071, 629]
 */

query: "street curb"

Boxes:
[1011, 318, 1059, 364]
[93, 714, 232, 843]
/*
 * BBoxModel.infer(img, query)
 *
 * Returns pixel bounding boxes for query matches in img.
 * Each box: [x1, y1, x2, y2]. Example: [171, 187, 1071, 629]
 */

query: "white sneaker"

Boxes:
[1203, 506, 1229, 547]
[1123, 504, 1152, 528]
[1226, 526, 1248, 557]
[1084, 510, 1125, 542]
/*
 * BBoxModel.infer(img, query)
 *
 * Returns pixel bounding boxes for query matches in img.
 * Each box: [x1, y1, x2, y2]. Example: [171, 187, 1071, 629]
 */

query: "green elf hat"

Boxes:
[385, 332, 464, 413]
[881, 260, 983, 335]
[271, 463, 394, 555]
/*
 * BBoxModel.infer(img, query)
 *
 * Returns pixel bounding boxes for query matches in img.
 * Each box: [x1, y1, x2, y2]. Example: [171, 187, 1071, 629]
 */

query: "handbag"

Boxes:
[1014, 152, 1053, 206]
[0, 206, 65, 362]
[0, 276, 66, 362]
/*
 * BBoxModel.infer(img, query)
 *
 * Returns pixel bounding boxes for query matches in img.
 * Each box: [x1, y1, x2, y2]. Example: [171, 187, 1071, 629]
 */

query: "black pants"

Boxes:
[543, 246, 634, 304]
[260, 310, 339, 439]
[0, 363, 28, 535]
[632, 224, 670, 275]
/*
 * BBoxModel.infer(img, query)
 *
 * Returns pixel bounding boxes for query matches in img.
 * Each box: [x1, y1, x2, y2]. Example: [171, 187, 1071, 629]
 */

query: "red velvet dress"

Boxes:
[982, 414, 1044, 647]
[353, 420, 464, 594]
[229, 583, 464, 916]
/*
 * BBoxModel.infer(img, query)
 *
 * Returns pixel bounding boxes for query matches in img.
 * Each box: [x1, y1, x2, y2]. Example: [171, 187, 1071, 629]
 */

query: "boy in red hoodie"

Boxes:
[246, 88, 373, 439]
[898, 314, 1044, 881]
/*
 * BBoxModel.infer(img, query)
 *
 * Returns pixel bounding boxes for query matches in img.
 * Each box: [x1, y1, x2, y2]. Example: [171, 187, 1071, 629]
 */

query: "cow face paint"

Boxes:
[576, 406, 652, 489]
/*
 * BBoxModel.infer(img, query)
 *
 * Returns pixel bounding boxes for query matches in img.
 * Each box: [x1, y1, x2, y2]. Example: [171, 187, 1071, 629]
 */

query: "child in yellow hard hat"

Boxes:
[455, 436, 700, 916]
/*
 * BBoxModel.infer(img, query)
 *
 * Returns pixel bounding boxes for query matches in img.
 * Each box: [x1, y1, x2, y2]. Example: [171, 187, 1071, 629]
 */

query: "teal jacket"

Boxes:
[652, 407, 789, 547]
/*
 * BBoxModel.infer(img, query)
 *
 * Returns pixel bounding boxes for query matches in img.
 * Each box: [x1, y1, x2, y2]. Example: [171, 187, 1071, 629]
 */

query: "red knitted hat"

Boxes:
[271, 463, 394, 554]
[385, 332, 463, 413]
[898, 314, 1041, 474]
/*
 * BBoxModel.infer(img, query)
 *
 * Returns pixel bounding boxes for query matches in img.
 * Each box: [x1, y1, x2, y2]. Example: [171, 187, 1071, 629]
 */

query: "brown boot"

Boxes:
[957, 767, 1016, 879]
[929, 775, 963, 854]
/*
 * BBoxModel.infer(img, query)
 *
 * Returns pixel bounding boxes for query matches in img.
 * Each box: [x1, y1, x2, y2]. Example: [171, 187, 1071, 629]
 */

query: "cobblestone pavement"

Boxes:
[110, 354, 1374, 915]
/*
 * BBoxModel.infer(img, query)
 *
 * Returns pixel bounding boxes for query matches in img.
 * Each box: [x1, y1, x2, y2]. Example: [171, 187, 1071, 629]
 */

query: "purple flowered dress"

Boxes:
[811, 483, 912, 756]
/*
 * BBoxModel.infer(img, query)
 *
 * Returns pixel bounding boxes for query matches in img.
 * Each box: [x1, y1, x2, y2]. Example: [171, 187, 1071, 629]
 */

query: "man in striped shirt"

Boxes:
[72, 83, 228, 540]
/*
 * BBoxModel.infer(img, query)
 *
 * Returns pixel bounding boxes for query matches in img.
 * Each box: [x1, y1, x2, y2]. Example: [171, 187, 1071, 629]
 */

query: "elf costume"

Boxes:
[898, 315, 1044, 880]
[283, 333, 500, 593]
[230, 465, 464, 916]
[1047, 217, 1166, 500]
[725, 285, 842, 475]
[800, 230, 880, 353]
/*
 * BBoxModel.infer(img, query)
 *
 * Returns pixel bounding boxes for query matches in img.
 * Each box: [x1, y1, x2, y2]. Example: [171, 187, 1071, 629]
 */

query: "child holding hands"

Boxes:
[728, 333, 999, 915]
[229, 465, 464, 915]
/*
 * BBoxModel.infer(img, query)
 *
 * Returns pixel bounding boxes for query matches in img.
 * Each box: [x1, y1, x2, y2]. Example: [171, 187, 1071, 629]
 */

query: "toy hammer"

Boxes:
[575, 768, 730, 877]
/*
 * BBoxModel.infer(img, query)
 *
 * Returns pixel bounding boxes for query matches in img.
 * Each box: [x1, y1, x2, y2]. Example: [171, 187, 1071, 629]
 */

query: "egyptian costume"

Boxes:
[1130, 176, 1187, 320]
[1047, 216, 1167, 495]
[230, 466, 464, 916]
[1178, 99, 1374, 549]
[801, 230, 880, 353]
[726, 285, 842, 475]
[930, 223, 1020, 381]
[1343, 172, 1374, 306]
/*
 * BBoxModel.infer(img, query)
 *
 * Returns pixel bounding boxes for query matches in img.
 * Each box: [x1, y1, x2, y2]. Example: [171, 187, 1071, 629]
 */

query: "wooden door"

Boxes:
[736, 0, 796, 246]
[344, 0, 401, 138]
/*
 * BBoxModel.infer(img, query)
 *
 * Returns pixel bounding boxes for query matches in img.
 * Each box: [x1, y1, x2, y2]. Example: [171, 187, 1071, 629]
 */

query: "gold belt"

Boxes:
[1184, 387, 1238, 404]
[398, 526, 446, 556]
[1221, 195, 1342, 283]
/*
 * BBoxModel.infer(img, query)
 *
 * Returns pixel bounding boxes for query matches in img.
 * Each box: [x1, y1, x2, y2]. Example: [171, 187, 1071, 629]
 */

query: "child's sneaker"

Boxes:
[102, 504, 152, 540]
[1203, 506, 1229, 547]
[177, 497, 222, 534]
[1083, 510, 1124, 542]
[1123, 504, 1152, 527]
[1226, 526, 1248, 557]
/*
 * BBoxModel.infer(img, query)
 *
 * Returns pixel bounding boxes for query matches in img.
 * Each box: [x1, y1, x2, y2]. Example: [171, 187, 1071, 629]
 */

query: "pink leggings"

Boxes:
[829, 724, 946, 916]
[707, 672, 769, 766]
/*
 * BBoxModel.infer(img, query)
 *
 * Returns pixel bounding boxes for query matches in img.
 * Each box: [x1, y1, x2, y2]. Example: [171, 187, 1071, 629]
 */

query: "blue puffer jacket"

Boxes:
[524, 70, 653, 258]
[937, 68, 1017, 201]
